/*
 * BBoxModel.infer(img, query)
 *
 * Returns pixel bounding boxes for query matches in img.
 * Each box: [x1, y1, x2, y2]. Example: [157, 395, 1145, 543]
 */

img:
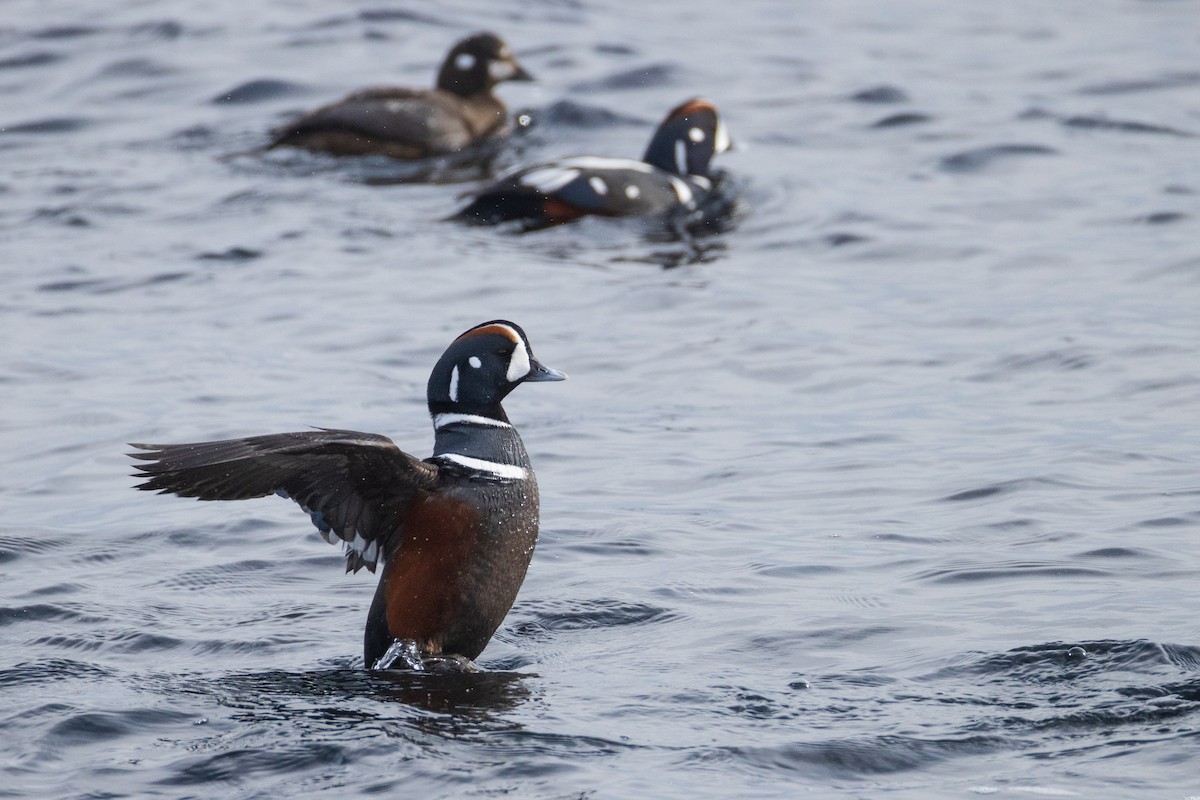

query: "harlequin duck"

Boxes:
[454, 97, 733, 230]
[130, 321, 565, 670]
[268, 33, 533, 159]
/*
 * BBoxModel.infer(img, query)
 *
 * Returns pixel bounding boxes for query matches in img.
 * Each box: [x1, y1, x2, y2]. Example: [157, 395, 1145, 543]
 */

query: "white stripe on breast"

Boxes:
[437, 453, 528, 480]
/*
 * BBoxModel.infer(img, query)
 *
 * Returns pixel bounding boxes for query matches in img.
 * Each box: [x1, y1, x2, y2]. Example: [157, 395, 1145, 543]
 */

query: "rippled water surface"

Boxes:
[3, 0, 1200, 797]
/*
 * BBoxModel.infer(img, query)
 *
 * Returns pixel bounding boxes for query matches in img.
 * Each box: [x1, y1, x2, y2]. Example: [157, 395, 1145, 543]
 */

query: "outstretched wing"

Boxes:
[129, 429, 440, 573]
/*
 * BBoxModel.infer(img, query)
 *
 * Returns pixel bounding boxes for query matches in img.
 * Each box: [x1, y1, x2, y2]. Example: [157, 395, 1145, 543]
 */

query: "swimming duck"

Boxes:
[454, 97, 732, 229]
[268, 32, 533, 159]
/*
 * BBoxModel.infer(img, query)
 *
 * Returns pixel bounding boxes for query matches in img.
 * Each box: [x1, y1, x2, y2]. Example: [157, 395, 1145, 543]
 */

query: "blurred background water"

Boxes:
[2, 0, 1199, 797]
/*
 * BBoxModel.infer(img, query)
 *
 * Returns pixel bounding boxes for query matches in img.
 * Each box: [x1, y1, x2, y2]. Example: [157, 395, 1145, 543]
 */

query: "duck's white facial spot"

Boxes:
[506, 337, 531, 382]
[489, 60, 515, 81]
[674, 139, 688, 173]
[455, 53, 476, 71]
[449, 365, 460, 401]
[588, 176, 608, 195]
[468, 356, 482, 369]
[625, 184, 641, 200]
[688, 126, 706, 143]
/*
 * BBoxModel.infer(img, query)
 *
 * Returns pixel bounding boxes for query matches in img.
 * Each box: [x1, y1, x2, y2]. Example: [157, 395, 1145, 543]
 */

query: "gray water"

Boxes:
[3, 0, 1199, 797]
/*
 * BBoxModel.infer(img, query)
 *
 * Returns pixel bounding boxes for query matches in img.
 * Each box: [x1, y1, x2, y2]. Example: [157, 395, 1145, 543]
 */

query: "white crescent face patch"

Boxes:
[715, 118, 732, 153]
[506, 333, 531, 382]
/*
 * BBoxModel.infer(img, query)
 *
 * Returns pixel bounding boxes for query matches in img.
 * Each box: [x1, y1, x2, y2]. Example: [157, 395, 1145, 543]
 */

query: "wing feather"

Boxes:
[130, 429, 439, 572]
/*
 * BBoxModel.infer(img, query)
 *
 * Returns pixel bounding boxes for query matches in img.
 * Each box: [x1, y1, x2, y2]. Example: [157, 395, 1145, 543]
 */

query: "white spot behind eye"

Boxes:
[588, 176, 608, 195]
[455, 53, 476, 70]
[688, 126, 706, 142]
[449, 365, 460, 401]
[506, 339, 531, 382]
[469, 356, 482, 369]
[625, 184, 641, 200]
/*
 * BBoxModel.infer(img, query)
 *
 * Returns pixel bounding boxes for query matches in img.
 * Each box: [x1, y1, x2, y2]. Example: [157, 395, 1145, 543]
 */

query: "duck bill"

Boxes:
[510, 62, 535, 82]
[524, 358, 567, 382]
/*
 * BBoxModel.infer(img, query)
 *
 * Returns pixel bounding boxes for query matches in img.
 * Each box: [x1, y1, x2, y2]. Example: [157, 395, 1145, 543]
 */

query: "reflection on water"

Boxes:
[186, 668, 534, 722]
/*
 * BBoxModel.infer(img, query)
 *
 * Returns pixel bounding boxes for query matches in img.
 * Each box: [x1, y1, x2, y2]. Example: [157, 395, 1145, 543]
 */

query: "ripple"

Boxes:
[46, 707, 197, 747]
[0, 117, 91, 135]
[849, 85, 910, 104]
[1137, 516, 1191, 528]
[0, 658, 114, 688]
[196, 247, 264, 262]
[31, 25, 100, 39]
[940, 480, 1025, 503]
[1075, 546, 1153, 559]
[212, 79, 310, 105]
[939, 144, 1057, 173]
[30, 629, 183, 654]
[156, 559, 297, 593]
[871, 112, 932, 128]
[0, 532, 71, 563]
[94, 57, 177, 79]
[695, 734, 1015, 778]
[1133, 210, 1189, 225]
[0, 604, 108, 628]
[532, 99, 645, 128]
[925, 640, 1198, 684]
[1060, 114, 1193, 138]
[968, 347, 1095, 381]
[570, 63, 678, 92]
[0, 51, 63, 70]
[1078, 72, 1200, 95]
[913, 562, 1109, 584]
[161, 742, 351, 785]
[36, 271, 193, 294]
[515, 599, 676, 633]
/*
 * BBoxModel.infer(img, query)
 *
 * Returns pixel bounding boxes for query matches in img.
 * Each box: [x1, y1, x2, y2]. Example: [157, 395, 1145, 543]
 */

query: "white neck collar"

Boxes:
[433, 412, 512, 431]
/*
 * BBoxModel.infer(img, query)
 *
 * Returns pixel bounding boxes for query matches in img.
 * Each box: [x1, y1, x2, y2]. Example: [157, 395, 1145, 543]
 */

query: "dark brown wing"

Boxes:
[129, 428, 440, 573]
[269, 87, 476, 157]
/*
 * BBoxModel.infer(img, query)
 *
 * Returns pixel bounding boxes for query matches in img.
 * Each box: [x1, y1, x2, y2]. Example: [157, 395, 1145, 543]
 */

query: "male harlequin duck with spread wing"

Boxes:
[130, 321, 564, 670]
[454, 97, 733, 230]
[268, 33, 533, 159]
